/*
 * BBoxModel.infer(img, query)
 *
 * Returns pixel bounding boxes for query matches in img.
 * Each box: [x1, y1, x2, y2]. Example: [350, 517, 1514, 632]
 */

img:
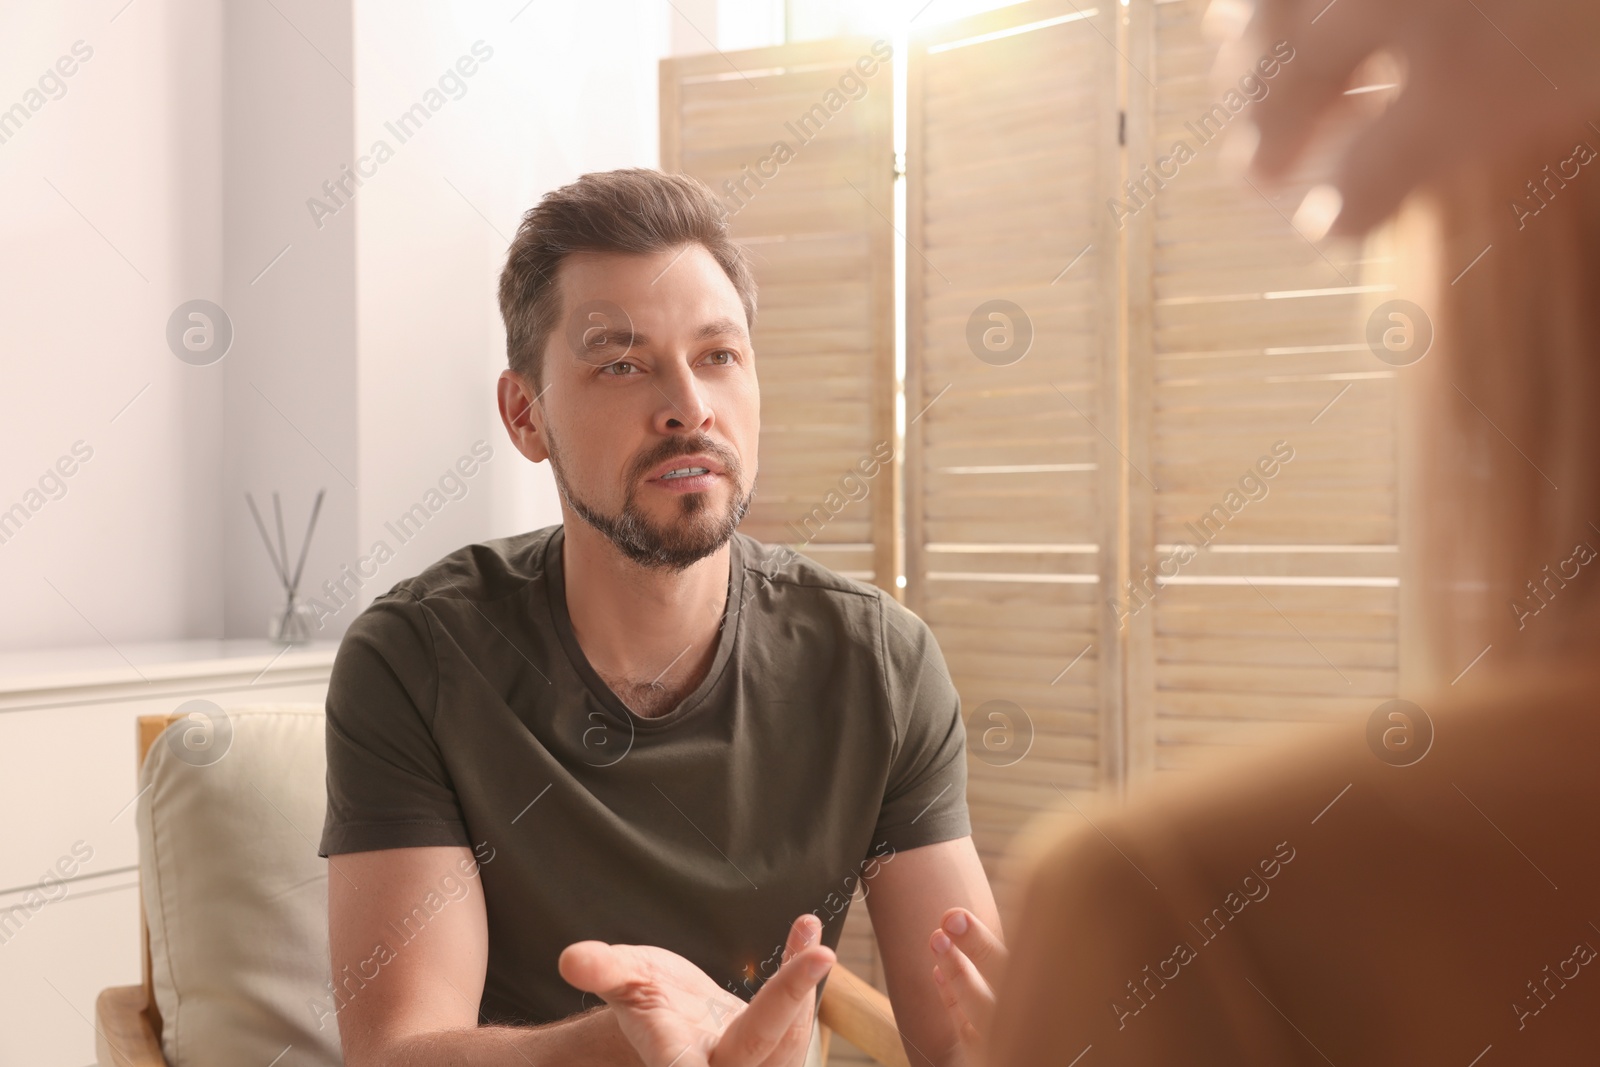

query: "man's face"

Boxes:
[532, 243, 759, 570]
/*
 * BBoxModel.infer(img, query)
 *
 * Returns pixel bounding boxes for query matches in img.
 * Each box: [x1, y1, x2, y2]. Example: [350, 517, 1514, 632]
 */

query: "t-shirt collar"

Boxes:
[542, 524, 744, 730]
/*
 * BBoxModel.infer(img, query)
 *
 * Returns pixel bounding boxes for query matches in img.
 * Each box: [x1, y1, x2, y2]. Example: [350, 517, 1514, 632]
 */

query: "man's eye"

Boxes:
[705, 349, 735, 365]
[603, 360, 637, 376]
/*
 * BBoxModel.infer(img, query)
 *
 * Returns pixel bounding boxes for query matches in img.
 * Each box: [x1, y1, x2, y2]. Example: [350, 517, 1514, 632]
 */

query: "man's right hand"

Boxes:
[559, 913, 835, 1067]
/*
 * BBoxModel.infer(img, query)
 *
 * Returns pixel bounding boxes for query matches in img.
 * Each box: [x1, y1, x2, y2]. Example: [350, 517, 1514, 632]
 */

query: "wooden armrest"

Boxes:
[95, 985, 166, 1067]
[818, 964, 911, 1067]
[96, 957, 899, 1067]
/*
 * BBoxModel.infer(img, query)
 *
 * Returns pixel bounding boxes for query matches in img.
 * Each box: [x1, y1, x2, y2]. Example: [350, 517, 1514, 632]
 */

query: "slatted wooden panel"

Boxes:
[661, 39, 898, 590]
[904, 1, 1123, 876]
[1125, 0, 1399, 776]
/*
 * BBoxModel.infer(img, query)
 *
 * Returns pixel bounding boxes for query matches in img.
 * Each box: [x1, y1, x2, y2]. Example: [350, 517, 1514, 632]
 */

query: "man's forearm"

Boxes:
[361, 1004, 645, 1067]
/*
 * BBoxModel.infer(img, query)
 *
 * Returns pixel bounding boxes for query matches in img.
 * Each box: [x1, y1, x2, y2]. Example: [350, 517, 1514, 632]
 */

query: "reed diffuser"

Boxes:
[246, 488, 325, 644]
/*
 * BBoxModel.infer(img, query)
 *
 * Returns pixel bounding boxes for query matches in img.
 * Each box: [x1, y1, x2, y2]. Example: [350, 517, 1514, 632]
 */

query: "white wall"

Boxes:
[220, 0, 360, 638]
[0, 0, 226, 648]
[344, 0, 686, 618]
[0, 0, 718, 652]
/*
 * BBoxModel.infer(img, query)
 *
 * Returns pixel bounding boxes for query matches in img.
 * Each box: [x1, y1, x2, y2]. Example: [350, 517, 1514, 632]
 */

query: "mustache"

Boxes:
[630, 435, 740, 482]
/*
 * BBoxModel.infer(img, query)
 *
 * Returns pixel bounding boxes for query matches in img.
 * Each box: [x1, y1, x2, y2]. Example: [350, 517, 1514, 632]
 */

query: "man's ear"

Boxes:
[497, 369, 551, 464]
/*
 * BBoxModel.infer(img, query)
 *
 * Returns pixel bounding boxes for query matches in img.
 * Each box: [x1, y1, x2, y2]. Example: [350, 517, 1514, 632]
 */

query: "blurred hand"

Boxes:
[1212, 0, 1600, 235]
[560, 913, 834, 1067]
[929, 907, 1008, 1064]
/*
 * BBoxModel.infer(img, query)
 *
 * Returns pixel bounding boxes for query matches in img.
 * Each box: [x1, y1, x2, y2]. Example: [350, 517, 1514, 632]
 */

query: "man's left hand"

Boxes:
[561, 913, 833, 1067]
[928, 907, 1008, 1064]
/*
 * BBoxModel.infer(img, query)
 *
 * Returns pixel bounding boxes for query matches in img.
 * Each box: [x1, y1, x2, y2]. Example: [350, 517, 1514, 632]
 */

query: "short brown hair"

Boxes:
[498, 168, 757, 388]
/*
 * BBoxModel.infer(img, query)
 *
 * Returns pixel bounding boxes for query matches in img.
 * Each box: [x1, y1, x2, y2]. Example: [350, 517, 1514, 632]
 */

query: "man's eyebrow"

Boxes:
[694, 317, 745, 342]
[582, 328, 644, 349]
[574, 318, 744, 355]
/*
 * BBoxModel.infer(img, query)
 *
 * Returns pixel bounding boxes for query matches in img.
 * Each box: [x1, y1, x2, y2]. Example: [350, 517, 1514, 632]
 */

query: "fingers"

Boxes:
[1208, 0, 1396, 186]
[558, 941, 647, 1006]
[1211, 0, 1432, 234]
[712, 924, 833, 1067]
[780, 913, 822, 965]
[930, 936, 997, 1036]
[934, 908, 1009, 984]
[930, 965, 984, 1048]
[929, 909, 1006, 1046]
[1322, 89, 1447, 236]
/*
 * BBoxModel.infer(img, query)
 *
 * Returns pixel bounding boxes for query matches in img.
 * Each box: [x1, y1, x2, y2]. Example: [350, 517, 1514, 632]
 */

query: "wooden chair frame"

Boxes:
[94, 713, 910, 1067]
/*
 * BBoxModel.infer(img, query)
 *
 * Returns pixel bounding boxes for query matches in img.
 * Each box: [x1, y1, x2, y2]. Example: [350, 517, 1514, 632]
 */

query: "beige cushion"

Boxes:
[140, 704, 340, 1067]
[138, 703, 826, 1065]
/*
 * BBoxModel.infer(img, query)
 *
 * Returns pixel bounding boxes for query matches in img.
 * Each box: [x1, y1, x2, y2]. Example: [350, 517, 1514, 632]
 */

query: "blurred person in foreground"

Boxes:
[925, 0, 1600, 1062]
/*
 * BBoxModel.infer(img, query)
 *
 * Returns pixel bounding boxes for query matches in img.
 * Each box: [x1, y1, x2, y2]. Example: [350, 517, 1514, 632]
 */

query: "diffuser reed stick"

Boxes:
[245, 488, 326, 642]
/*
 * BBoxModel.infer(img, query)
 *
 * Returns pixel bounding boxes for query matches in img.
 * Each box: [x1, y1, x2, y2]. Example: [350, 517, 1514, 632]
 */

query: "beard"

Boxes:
[546, 429, 754, 571]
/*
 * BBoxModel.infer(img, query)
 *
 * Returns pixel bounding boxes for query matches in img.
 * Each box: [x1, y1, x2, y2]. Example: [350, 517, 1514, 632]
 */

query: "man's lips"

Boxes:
[644, 454, 727, 482]
[649, 471, 720, 492]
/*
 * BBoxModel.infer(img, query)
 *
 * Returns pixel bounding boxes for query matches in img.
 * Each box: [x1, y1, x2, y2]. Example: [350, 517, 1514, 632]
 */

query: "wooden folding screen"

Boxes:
[902, 1, 1124, 874]
[1122, 0, 1399, 779]
[661, 38, 899, 590]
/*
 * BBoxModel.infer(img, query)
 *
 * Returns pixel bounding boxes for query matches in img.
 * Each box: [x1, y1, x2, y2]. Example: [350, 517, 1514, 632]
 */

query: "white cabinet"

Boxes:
[0, 641, 335, 1067]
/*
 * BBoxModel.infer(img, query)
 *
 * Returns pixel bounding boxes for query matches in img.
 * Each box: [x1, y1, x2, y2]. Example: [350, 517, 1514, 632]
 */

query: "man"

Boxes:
[317, 168, 1001, 1067]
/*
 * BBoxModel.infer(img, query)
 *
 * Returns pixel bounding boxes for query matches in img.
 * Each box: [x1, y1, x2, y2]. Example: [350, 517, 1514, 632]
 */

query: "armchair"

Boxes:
[94, 706, 909, 1067]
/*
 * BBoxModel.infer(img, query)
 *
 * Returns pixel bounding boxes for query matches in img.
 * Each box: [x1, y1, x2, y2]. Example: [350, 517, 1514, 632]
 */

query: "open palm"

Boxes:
[560, 913, 834, 1067]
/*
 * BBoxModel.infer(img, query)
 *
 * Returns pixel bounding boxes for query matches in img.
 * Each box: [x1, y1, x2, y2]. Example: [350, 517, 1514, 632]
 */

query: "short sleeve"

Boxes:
[318, 592, 472, 857]
[870, 596, 972, 854]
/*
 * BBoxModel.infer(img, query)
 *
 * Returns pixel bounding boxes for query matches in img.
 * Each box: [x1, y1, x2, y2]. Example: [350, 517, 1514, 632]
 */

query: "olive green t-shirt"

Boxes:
[317, 524, 971, 1025]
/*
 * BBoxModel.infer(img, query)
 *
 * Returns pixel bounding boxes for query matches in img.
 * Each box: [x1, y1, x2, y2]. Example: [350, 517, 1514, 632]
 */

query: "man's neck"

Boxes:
[560, 519, 731, 717]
